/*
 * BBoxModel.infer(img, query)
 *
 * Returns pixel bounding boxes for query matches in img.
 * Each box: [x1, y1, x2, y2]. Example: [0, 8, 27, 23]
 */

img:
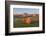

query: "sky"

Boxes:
[13, 8, 39, 14]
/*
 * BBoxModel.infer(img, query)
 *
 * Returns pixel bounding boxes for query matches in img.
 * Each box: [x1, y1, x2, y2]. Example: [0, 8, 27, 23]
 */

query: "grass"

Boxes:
[14, 18, 39, 28]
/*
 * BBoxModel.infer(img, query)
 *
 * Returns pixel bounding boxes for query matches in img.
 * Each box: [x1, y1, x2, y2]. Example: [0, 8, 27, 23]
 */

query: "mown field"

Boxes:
[14, 17, 39, 28]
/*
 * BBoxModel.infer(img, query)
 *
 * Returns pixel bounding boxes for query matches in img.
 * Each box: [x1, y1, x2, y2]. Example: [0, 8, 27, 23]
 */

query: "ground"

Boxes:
[14, 18, 39, 28]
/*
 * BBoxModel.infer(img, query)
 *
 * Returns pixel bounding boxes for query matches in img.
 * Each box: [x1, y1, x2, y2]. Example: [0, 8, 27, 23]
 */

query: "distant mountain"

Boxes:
[14, 13, 39, 18]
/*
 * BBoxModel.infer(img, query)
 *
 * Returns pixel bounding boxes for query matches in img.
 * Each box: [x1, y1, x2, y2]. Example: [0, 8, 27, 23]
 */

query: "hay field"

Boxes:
[13, 14, 39, 27]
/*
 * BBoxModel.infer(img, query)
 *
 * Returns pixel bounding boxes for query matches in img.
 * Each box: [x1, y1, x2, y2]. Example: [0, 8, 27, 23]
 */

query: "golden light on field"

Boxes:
[22, 17, 32, 24]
